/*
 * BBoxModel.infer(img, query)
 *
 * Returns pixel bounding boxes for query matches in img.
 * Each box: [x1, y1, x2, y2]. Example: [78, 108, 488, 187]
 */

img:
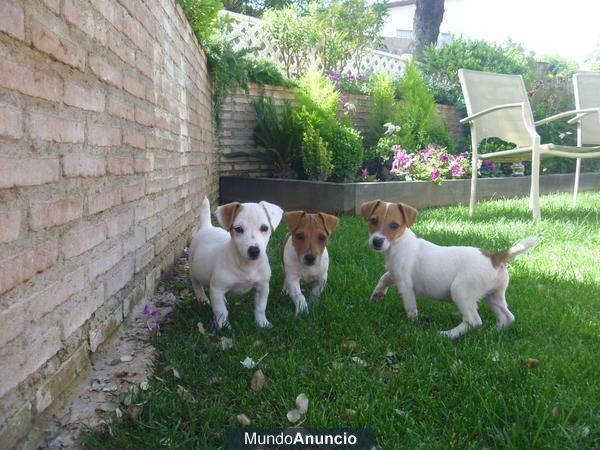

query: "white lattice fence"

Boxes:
[221, 10, 406, 77]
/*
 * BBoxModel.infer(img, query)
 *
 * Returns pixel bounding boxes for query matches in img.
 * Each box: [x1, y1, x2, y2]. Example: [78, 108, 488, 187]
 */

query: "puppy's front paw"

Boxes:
[406, 309, 418, 321]
[370, 289, 387, 302]
[295, 299, 309, 315]
[440, 329, 459, 339]
[256, 317, 272, 328]
[216, 315, 230, 329]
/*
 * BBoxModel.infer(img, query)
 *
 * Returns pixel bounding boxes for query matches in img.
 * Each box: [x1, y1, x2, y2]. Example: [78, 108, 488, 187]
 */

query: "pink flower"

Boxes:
[361, 168, 368, 179]
[431, 170, 440, 180]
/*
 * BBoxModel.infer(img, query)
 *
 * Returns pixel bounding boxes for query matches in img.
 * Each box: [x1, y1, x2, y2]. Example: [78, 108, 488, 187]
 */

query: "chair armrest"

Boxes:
[459, 102, 526, 124]
[535, 108, 600, 126]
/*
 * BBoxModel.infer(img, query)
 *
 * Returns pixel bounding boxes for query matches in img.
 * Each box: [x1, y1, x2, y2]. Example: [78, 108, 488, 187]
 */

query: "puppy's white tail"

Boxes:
[506, 236, 538, 260]
[199, 197, 211, 229]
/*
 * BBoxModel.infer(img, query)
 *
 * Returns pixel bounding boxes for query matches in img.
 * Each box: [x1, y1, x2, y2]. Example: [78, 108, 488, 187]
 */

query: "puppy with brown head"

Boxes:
[281, 211, 339, 314]
[361, 199, 537, 339]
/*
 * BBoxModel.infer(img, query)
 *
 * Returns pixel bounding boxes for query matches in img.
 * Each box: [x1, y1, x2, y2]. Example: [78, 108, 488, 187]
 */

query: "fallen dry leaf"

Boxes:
[102, 383, 118, 392]
[286, 409, 301, 423]
[120, 354, 134, 362]
[197, 322, 206, 335]
[552, 405, 563, 417]
[240, 357, 256, 369]
[341, 408, 357, 419]
[127, 404, 142, 420]
[252, 340, 264, 347]
[172, 368, 181, 379]
[525, 358, 540, 368]
[219, 337, 234, 350]
[177, 385, 195, 402]
[237, 413, 251, 426]
[342, 340, 357, 351]
[250, 370, 266, 392]
[351, 356, 367, 367]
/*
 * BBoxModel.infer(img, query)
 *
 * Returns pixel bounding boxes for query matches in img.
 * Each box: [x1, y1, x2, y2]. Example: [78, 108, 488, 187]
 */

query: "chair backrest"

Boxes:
[573, 72, 600, 146]
[458, 69, 536, 148]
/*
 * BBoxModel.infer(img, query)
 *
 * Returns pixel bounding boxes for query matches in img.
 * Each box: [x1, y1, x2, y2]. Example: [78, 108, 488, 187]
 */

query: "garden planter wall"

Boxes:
[221, 172, 600, 214]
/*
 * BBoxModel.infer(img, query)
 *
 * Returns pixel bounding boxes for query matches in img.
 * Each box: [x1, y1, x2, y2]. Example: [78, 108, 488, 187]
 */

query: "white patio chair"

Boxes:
[571, 72, 600, 205]
[458, 69, 600, 219]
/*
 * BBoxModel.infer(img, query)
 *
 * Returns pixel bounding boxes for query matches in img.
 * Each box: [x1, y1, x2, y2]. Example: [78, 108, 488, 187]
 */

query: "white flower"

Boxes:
[240, 357, 256, 369]
[383, 122, 401, 135]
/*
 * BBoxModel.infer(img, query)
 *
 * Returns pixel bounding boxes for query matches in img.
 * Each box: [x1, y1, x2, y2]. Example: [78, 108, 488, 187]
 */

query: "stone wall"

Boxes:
[0, 0, 216, 446]
[219, 84, 466, 177]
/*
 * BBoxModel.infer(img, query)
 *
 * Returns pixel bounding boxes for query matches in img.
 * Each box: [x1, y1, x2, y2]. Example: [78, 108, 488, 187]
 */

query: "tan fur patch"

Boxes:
[283, 211, 338, 259]
[362, 201, 418, 243]
[218, 202, 242, 231]
[480, 248, 511, 268]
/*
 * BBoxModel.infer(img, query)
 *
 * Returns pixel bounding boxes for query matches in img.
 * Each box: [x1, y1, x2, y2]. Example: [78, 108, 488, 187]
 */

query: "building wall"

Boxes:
[219, 84, 465, 177]
[0, 0, 217, 446]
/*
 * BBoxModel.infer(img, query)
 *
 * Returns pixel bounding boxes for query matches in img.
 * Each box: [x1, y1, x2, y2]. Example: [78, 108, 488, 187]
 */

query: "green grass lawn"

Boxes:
[84, 191, 600, 449]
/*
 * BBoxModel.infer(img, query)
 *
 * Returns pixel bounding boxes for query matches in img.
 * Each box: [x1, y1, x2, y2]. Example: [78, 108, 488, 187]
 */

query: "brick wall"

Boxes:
[0, 0, 216, 446]
[219, 84, 465, 177]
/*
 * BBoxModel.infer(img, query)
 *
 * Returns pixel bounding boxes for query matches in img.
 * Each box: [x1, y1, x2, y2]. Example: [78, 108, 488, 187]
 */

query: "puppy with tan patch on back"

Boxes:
[281, 211, 339, 314]
[189, 197, 283, 328]
[361, 199, 537, 339]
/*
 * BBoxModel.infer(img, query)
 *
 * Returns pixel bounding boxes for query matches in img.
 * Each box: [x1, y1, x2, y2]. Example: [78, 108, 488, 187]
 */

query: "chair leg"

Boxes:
[573, 158, 581, 205]
[530, 140, 541, 220]
[469, 157, 477, 218]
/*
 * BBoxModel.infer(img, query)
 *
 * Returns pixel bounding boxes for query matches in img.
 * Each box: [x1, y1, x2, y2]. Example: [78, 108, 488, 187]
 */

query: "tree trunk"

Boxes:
[410, 0, 445, 61]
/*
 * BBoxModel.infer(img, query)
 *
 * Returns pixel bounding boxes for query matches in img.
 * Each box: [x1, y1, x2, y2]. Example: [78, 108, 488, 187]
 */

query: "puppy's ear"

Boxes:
[318, 213, 339, 235]
[360, 200, 381, 221]
[397, 202, 418, 228]
[215, 202, 242, 230]
[283, 211, 305, 231]
[260, 201, 284, 230]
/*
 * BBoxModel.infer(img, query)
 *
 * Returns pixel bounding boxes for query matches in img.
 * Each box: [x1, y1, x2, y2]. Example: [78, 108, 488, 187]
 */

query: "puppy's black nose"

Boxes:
[372, 237, 384, 249]
[303, 253, 316, 266]
[248, 246, 260, 259]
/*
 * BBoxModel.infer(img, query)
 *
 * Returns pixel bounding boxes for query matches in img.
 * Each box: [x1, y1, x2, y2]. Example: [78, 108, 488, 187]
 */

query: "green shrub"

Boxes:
[368, 70, 399, 143]
[177, 0, 223, 41]
[423, 37, 535, 105]
[299, 111, 333, 181]
[295, 67, 340, 128]
[245, 58, 296, 87]
[396, 60, 451, 150]
[321, 124, 364, 182]
[247, 97, 303, 178]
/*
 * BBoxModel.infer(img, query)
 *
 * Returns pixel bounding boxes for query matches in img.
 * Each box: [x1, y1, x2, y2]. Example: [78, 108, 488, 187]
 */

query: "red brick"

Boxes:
[42, 0, 60, 14]
[30, 196, 83, 231]
[121, 181, 145, 202]
[26, 267, 85, 321]
[30, 111, 84, 143]
[123, 74, 146, 99]
[88, 124, 121, 147]
[61, 222, 106, 258]
[107, 94, 134, 121]
[108, 33, 135, 66]
[0, 208, 21, 244]
[107, 156, 134, 175]
[134, 106, 154, 127]
[134, 156, 153, 172]
[0, 157, 60, 189]
[0, 59, 62, 102]
[0, 101, 22, 139]
[105, 210, 133, 238]
[136, 54, 153, 80]
[134, 202, 153, 223]
[0, 301, 25, 347]
[135, 244, 154, 273]
[63, 0, 97, 39]
[104, 257, 134, 298]
[87, 188, 122, 215]
[124, 225, 145, 254]
[123, 129, 145, 149]
[31, 22, 85, 71]
[144, 216, 161, 239]
[89, 55, 122, 88]
[0, 239, 58, 295]
[0, 0, 24, 40]
[92, 0, 123, 30]
[64, 80, 105, 112]
[62, 153, 106, 177]
[60, 285, 104, 339]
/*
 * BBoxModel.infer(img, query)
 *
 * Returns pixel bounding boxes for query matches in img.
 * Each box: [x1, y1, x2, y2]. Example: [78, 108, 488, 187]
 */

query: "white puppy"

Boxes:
[281, 211, 339, 314]
[189, 197, 283, 328]
[361, 200, 537, 339]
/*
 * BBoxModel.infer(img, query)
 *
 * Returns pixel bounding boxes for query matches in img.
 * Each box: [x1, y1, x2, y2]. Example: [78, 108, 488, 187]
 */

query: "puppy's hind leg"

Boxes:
[485, 289, 515, 329]
[441, 282, 483, 339]
[191, 278, 210, 304]
[310, 276, 326, 298]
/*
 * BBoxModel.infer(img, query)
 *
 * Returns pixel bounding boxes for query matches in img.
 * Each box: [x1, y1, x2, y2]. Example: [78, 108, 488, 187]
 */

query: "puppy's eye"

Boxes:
[318, 234, 326, 242]
[295, 233, 304, 241]
[369, 217, 378, 225]
[234, 226, 244, 234]
[389, 222, 400, 230]
[260, 224, 269, 232]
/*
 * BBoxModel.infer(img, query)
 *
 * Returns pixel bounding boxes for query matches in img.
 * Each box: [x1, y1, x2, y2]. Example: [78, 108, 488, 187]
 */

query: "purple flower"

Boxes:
[361, 168, 368, 179]
[431, 170, 441, 180]
[144, 304, 158, 317]
[209, 319, 218, 337]
[451, 165, 463, 177]
[163, 272, 175, 281]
